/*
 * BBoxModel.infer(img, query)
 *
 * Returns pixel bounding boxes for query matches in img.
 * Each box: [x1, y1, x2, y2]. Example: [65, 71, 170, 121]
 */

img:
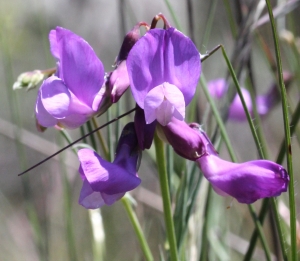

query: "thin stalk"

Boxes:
[86, 120, 98, 151]
[163, 0, 182, 31]
[154, 132, 179, 261]
[223, 0, 237, 37]
[121, 197, 154, 261]
[201, 74, 272, 260]
[200, 0, 218, 53]
[245, 94, 300, 261]
[248, 205, 271, 261]
[199, 185, 212, 261]
[220, 46, 264, 159]
[220, 46, 287, 261]
[265, 1, 296, 260]
[200, 75, 235, 161]
[91, 118, 109, 160]
[106, 108, 114, 162]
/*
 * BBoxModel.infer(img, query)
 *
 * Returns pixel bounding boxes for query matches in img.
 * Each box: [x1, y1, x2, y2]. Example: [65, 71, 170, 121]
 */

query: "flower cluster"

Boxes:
[207, 73, 293, 121]
[31, 14, 289, 208]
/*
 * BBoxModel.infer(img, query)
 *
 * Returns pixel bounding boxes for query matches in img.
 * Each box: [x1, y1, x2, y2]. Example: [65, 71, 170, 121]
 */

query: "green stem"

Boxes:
[200, 0, 218, 53]
[121, 197, 154, 261]
[91, 117, 109, 160]
[222, 47, 285, 260]
[248, 205, 271, 261]
[201, 74, 272, 260]
[220, 46, 264, 159]
[220, 46, 287, 261]
[154, 132, 179, 261]
[223, 0, 237, 37]
[163, 0, 182, 31]
[245, 93, 300, 261]
[265, 1, 297, 260]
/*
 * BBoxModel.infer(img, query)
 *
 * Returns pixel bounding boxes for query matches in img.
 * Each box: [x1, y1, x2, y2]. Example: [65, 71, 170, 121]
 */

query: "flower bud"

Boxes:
[13, 70, 44, 91]
[158, 117, 206, 160]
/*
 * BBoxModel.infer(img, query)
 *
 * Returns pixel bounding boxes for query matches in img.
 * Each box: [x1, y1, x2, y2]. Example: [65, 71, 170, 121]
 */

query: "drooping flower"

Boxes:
[127, 27, 201, 126]
[36, 27, 111, 129]
[78, 122, 141, 209]
[197, 154, 289, 204]
[208, 73, 293, 121]
[109, 22, 148, 103]
[157, 117, 205, 160]
[195, 128, 289, 204]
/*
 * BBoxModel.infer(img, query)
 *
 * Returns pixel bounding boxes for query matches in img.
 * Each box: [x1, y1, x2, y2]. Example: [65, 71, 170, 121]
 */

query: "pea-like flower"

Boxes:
[36, 27, 110, 129]
[77, 122, 141, 209]
[197, 154, 289, 204]
[127, 27, 201, 126]
[158, 117, 289, 203]
[196, 128, 289, 204]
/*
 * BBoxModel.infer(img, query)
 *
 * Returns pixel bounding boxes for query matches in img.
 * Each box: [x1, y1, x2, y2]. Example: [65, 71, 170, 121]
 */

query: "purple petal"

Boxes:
[40, 76, 71, 119]
[228, 88, 252, 121]
[78, 149, 141, 195]
[134, 105, 156, 150]
[55, 27, 104, 108]
[59, 114, 91, 129]
[49, 29, 59, 60]
[164, 28, 201, 104]
[160, 117, 205, 160]
[79, 179, 105, 209]
[198, 154, 289, 204]
[55, 89, 99, 129]
[113, 122, 141, 173]
[208, 78, 228, 99]
[109, 61, 130, 103]
[256, 96, 269, 115]
[127, 28, 200, 108]
[101, 192, 125, 205]
[35, 89, 57, 127]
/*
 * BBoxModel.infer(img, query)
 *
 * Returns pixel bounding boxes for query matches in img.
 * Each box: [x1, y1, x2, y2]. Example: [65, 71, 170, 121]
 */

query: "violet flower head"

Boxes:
[36, 27, 110, 129]
[78, 122, 141, 209]
[127, 27, 201, 126]
[196, 130, 289, 204]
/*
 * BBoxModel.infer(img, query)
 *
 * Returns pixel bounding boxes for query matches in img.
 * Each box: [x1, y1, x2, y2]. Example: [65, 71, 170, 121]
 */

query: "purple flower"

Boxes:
[197, 154, 289, 204]
[196, 129, 289, 204]
[208, 78, 228, 99]
[36, 27, 110, 129]
[127, 27, 201, 126]
[208, 74, 293, 121]
[78, 122, 141, 209]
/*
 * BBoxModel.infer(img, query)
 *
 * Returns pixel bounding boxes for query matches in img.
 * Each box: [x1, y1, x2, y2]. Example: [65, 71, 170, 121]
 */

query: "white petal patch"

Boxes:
[144, 82, 185, 126]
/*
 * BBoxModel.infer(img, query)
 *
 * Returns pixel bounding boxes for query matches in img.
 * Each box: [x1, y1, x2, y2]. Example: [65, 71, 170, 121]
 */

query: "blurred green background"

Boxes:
[0, 0, 299, 260]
